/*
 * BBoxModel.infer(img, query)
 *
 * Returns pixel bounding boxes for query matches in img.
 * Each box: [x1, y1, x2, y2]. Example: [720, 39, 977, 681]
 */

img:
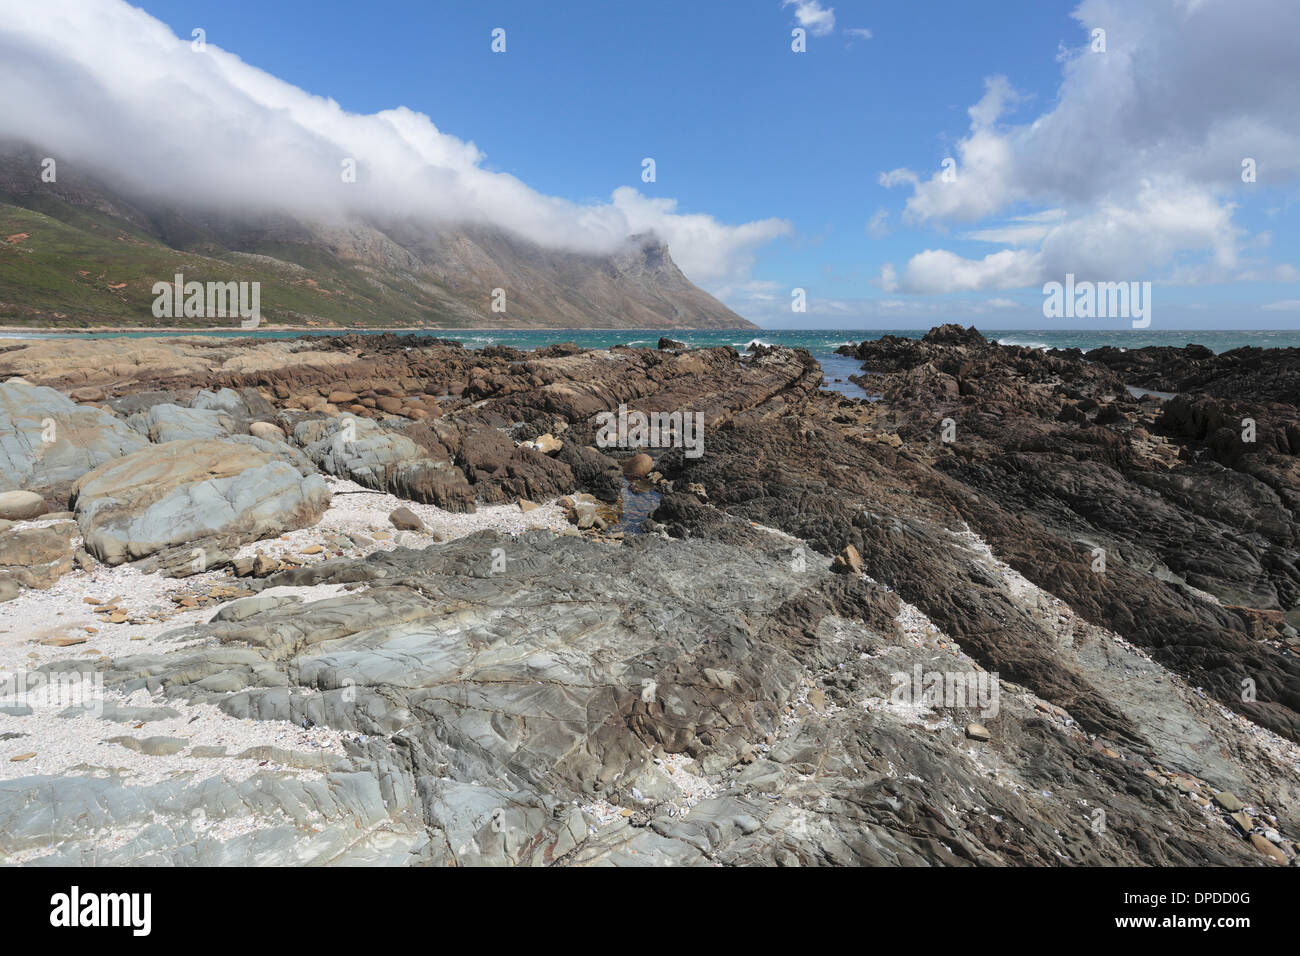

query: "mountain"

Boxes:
[0, 148, 755, 331]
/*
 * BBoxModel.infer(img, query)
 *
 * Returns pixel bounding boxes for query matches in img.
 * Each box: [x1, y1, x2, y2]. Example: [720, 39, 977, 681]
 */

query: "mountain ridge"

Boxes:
[0, 147, 756, 331]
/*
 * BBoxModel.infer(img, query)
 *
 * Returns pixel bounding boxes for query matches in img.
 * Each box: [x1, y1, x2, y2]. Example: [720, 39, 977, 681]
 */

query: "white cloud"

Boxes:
[877, 0, 1300, 293]
[1262, 300, 1300, 311]
[962, 224, 1053, 245]
[882, 248, 1042, 294]
[0, 0, 789, 284]
[782, 1, 836, 37]
[866, 208, 890, 238]
[846, 28, 874, 40]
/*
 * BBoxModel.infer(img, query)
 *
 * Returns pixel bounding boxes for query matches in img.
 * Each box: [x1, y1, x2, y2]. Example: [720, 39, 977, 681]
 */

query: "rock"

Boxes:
[71, 439, 330, 564]
[533, 434, 562, 455]
[192, 387, 273, 426]
[1213, 790, 1244, 813]
[126, 403, 234, 443]
[294, 416, 476, 512]
[211, 595, 303, 623]
[69, 386, 106, 403]
[249, 421, 285, 442]
[389, 506, 425, 532]
[1, 329, 1297, 868]
[251, 553, 280, 577]
[965, 723, 991, 741]
[623, 453, 654, 479]
[556, 443, 622, 503]
[0, 490, 47, 520]
[108, 736, 189, 756]
[658, 337, 686, 350]
[1249, 833, 1287, 863]
[0, 579, 18, 602]
[921, 324, 987, 347]
[40, 636, 87, 647]
[0, 382, 150, 503]
[0, 521, 77, 589]
[518, 499, 540, 512]
[831, 545, 864, 574]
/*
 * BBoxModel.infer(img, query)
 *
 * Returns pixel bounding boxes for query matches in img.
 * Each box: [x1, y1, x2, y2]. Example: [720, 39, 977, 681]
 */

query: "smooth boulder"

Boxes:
[0, 490, 48, 521]
[72, 439, 330, 564]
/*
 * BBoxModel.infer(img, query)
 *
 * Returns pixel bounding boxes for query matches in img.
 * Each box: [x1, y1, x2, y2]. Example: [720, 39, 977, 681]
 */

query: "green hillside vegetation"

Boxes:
[0, 198, 467, 329]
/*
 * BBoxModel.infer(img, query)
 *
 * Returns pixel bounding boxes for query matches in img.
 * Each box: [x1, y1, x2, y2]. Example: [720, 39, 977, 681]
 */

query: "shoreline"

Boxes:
[0, 324, 762, 336]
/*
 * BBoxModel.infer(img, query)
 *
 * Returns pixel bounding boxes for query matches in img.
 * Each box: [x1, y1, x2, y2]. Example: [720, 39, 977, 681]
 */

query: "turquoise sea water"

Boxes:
[8, 327, 1299, 354]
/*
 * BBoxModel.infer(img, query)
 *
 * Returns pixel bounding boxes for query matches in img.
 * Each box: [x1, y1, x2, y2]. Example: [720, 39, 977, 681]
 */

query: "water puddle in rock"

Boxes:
[1125, 384, 1178, 401]
[817, 353, 881, 402]
[606, 478, 663, 535]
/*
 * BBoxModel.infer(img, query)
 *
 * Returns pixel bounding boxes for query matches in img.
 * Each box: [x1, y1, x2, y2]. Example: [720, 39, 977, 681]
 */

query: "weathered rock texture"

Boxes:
[72, 439, 329, 564]
[0, 328, 1296, 867]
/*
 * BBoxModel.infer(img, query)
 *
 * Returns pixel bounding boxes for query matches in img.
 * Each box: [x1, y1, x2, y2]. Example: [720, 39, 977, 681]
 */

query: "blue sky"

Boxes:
[11, 0, 1300, 328]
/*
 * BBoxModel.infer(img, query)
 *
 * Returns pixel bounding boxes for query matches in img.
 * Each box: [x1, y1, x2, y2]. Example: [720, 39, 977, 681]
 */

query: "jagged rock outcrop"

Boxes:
[1, 330, 1296, 867]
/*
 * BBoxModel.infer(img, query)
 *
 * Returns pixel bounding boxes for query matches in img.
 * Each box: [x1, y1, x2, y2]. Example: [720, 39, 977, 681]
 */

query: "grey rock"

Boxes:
[107, 735, 189, 756]
[294, 416, 476, 511]
[127, 403, 234, 443]
[0, 382, 150, 504]
[1213, 790, 1245, 812]
[72, 439, 330, 564]
[210, 594, 303, 623]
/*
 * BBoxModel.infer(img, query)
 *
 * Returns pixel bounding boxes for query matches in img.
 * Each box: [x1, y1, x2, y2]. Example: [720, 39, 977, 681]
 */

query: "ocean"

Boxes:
[7, 327, 1297, 354]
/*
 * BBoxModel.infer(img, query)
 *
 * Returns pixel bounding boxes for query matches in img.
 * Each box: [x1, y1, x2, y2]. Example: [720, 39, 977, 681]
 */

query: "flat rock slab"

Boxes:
[107, 736, 190, 756]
